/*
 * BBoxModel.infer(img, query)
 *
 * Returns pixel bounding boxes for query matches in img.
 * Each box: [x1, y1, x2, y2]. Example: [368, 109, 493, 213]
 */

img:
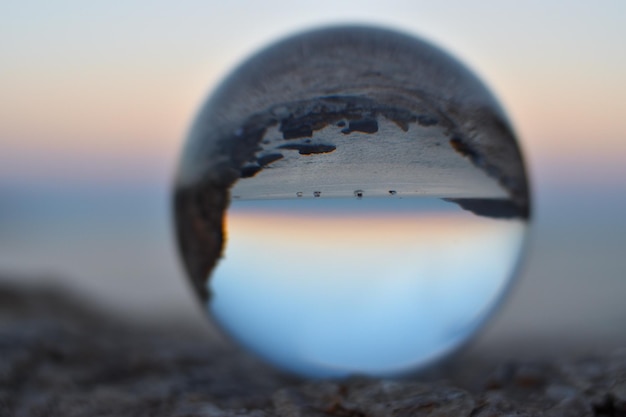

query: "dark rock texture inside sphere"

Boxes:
[174, 25, 530, 301]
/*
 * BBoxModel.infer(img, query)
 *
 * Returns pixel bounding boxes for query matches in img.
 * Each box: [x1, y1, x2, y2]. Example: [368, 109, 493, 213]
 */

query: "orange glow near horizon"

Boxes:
[223, 207, 517, 254]
[1, 2, 624, 186]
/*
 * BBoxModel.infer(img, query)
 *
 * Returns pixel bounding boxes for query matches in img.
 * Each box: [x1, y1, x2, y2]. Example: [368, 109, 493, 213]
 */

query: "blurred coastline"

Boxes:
[1, 170, 625, 359]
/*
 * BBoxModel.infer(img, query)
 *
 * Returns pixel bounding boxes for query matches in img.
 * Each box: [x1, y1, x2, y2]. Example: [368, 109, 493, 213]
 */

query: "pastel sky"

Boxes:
[1, 0, 625, 186]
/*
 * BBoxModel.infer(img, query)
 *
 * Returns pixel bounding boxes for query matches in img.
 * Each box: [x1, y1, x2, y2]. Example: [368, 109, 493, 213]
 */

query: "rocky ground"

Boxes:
[1, 283, 624, 417]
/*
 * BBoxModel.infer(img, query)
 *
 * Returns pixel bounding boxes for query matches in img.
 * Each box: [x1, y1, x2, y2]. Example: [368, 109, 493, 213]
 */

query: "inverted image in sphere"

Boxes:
[174, 25, 530, 378]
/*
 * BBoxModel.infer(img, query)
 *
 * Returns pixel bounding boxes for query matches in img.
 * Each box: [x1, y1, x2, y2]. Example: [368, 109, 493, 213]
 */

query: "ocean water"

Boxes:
[208, 197, 526, 377]
[1, 181, 626, 363]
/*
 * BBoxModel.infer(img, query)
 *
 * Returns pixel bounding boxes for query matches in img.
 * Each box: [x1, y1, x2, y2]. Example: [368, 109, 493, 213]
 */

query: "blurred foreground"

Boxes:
[1, 283, 625, 416]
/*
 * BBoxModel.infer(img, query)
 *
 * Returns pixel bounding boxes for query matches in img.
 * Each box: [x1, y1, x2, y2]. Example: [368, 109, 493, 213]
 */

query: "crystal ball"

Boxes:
[174, 25, 530, 378]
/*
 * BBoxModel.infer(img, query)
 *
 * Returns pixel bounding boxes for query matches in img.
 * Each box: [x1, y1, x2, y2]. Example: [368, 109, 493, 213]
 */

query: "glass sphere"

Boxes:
[174, 25, 530, 378]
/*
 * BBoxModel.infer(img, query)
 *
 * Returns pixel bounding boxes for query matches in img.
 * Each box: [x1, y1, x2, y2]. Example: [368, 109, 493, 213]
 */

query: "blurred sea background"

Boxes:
[1, 1, 625, 360]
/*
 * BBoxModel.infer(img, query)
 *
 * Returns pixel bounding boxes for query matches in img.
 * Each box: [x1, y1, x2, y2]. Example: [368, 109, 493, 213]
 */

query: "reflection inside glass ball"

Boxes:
[174, 25, 530, 378]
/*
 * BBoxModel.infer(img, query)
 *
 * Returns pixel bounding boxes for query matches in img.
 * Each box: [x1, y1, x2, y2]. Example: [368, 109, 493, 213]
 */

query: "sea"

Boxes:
[1, 178, 625, 360]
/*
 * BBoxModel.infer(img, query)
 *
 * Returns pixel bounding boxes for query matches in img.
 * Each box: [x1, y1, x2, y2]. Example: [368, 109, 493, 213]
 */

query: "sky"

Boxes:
[0, 1, 625, 357]
[210, 199, 525, 376]
[1, 0, 625, 188]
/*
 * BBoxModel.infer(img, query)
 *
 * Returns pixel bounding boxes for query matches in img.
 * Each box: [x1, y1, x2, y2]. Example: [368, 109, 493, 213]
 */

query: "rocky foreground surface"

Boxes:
[0, 283, 624, 417]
